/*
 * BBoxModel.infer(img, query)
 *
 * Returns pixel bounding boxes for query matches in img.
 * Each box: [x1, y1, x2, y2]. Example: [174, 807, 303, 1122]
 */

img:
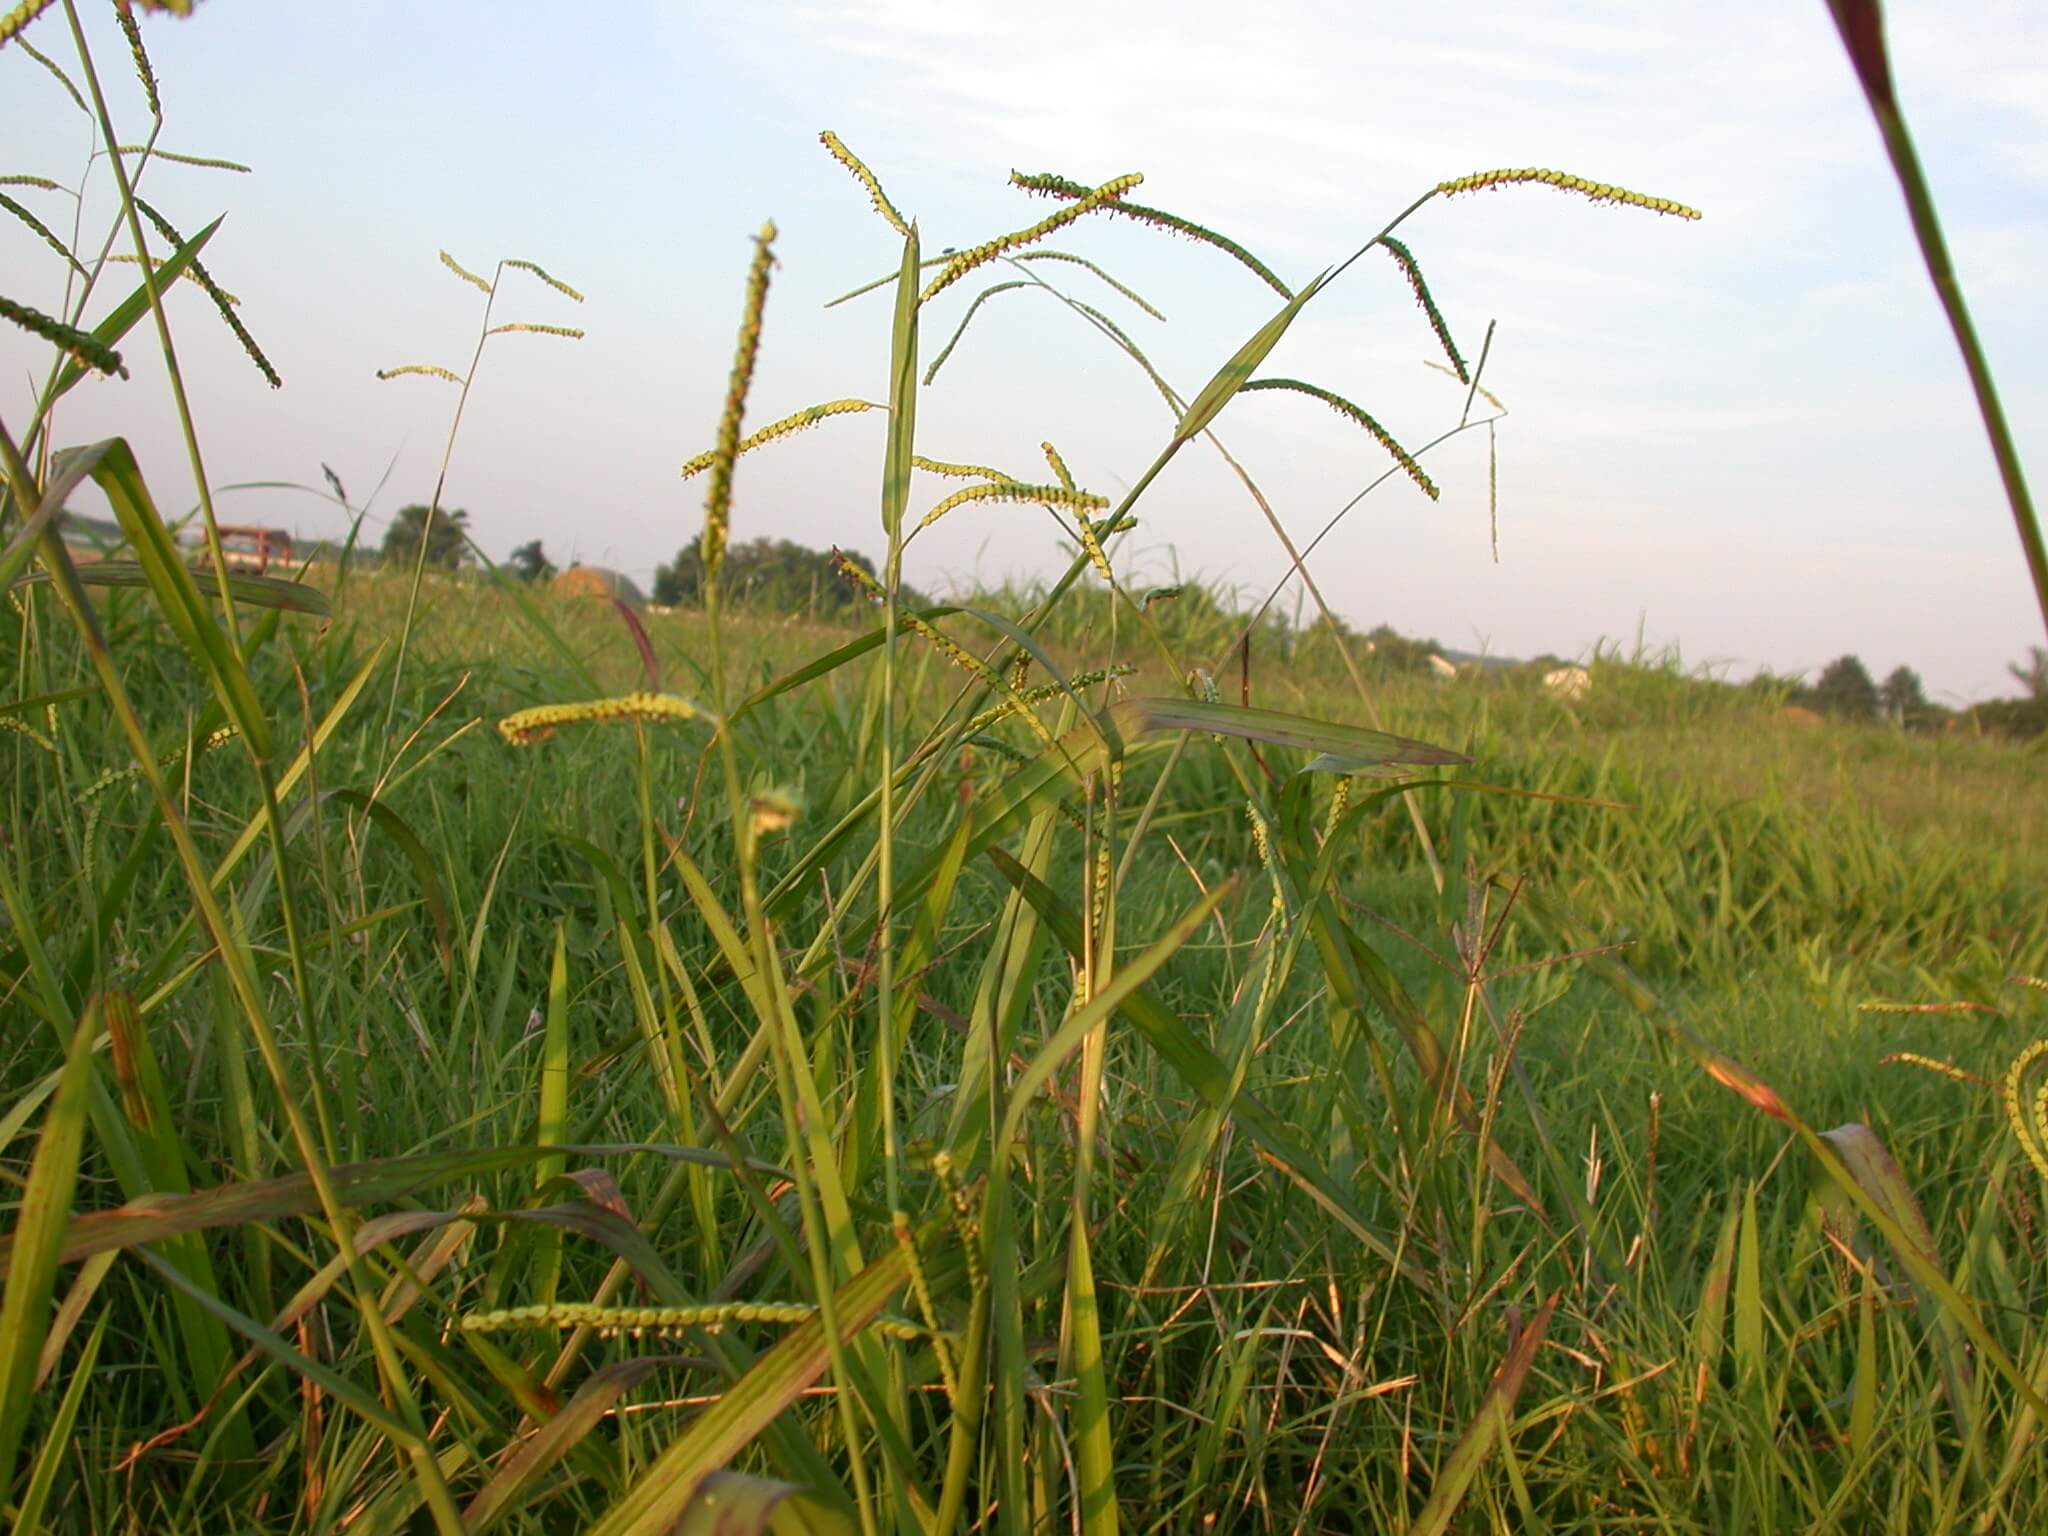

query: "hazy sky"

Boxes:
[4, 1, 2044, 700]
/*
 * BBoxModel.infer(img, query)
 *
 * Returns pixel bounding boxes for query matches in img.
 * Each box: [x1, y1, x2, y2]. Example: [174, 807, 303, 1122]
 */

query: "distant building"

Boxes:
[208, 526, 297, 573]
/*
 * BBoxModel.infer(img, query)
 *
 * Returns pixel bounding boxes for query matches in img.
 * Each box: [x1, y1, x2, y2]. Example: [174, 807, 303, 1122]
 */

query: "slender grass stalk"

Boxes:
[1823, 0, 2047, 637]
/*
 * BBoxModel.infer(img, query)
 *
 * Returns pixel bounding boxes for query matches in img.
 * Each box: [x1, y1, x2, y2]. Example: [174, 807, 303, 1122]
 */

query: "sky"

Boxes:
[3, 0, 2044, 702]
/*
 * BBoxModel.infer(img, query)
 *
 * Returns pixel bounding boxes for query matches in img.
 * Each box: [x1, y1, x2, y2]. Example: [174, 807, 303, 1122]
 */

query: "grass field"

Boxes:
[6, 7, 2048, 1532]
[2, 560, 2044, 1533]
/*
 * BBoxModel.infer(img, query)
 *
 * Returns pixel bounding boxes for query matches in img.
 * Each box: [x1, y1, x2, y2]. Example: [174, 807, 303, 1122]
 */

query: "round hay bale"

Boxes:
[551, 565, 646, 606]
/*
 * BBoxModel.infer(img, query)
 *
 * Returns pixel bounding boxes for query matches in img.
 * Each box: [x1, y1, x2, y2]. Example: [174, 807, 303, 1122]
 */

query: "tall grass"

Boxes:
[3, 6, 2046, 1534]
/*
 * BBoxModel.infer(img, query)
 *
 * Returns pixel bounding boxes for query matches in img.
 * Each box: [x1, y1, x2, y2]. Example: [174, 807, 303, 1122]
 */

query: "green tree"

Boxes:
[1808, 654, 1880, 722]
[1878, 664, 1929, 727]
[507, 538, 556, 584]
[383, 504, 470, 570]
[653, 537, 922, 614]
[2009, 645, 2048, 699]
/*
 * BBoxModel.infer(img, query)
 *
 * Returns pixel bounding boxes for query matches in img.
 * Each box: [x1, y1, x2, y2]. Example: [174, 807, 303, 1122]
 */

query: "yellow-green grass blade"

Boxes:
[534, 923, 571, 1306]
[10, 1310, 107, 1536]
[103, 991, 246, 1453]
[1170, 272, 1326, 447]
[1065, 1215, 1118, 1536]
[0, 437, 105, 593]
[1734, 1180, 1765, 1388]
[880, 225, 921, 542]
[985, 846, 1421, 1283]
[0, 1142, 763, 1268]
[462, 1352, 681, 1533]
[62, 436, 271, 758]
[13, 558, 332, 615]
[1821, 1122, 1977, 1438]
[322, 788, 454, 975]
[585, 1247, 909, 1536]
[1109, 696, 1466, 773]
[1405, 1293, 1557, 1536]
[0, 1004, 97, 1491]
[129, 1246, 415, 1443]
[995, 878, 1233, 1156]
[48, 212, 221, 403]
[672, 1471, 807, 1536]
[1529, 886, 2048, 1418]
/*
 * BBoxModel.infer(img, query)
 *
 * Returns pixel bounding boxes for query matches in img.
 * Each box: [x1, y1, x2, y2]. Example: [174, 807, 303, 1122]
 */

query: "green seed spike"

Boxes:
[1435, 167, 1702, 221]
[107, 254, 238, 305]
[681, 399, 883, 479]
[485, 322, 585, 339]
[1041, 441, 1075, 492]
[2, 190, 85, 273]
[1071, 513, 1115, 587]
[917, 479, 1109, 531]
[375, 363, 464, 384]
[1375, 237, 1465, 384]
[13, 36, 86, 115]
[1010, 170, 1294, 299]
[1239, 377, 1438, 501]
[702, 221, 778, 580]
[919, 173, 1143, 305]
[923, 279, 1032, 384]
[134, 199, 280, 387]
[113, 0, 159, 119]
[111, 146, 251, 174]
[502, 258, 585, 302]
[894, 1212, 958, 1401]
[2003, 1039, 2048, 1183]
[912, 454, 1013, 482]
[1016, 249, 1166, 319]
[438, 250, 492, 295]
[0, 293, 125, 377]
[1, 0, 54, 45]
[0, 175, 64, 190]
[819, 130, 912, 237]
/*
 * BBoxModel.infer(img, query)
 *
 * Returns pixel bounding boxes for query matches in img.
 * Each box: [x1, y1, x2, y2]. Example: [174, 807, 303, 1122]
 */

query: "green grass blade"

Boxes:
[1170, 272, 1325, 447]
[62, 437, 272, 758]
[48, 212, 222, 403]
[1111, 696, 1466, 772]
[11, 1310, 107, 1536]
[1405, 1293, 1557, 1536]
[585, 1247, 908, 1536]
[13, 559, 333, 615]
[0, 1003, 98, 1492]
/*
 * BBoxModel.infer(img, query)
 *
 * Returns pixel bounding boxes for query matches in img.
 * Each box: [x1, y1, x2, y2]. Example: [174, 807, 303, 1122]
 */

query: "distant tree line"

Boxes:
[651, 538, 930, 615]
[1776, 649, 2047, 739]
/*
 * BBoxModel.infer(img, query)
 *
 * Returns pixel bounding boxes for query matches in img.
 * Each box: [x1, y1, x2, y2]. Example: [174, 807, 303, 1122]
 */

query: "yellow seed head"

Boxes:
[497, 692, 702, 746]
[702, 222, 779, 579]
[920, 173, 1144, 305]
[1435, 168, 1701, 221]
[819, 130, 912, 237]
[682, 399, 881, 479]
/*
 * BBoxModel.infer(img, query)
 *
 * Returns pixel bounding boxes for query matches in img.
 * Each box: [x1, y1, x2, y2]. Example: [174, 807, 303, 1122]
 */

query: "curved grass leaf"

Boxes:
[60, 437, 272, 758]
[51, 213, 221, 403]
[1407, 1293, 1557, 1536]
[324, 788, 454, 974]
[0, 1143, 781, 1269]
[0, 1005, 97, 1489]
[13, 558, 332, 616]
[585, 1246, 909, 1536]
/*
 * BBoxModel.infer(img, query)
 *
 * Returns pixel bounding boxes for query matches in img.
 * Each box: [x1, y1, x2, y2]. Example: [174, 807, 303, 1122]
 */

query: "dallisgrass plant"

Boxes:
[3, 6, 2046, 1534]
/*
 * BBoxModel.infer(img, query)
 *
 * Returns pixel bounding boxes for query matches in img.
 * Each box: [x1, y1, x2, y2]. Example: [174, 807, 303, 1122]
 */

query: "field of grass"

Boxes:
[6, 8, 2048, 1534]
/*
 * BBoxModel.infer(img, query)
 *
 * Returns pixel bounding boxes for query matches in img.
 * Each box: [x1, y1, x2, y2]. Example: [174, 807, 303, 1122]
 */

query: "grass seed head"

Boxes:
[819, 130, 912, 237]
[1436, 167, 1702, 220]
[497, 692, 702, 746]
[682, 398, 881, 479]
[701, 221, 778, 580]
